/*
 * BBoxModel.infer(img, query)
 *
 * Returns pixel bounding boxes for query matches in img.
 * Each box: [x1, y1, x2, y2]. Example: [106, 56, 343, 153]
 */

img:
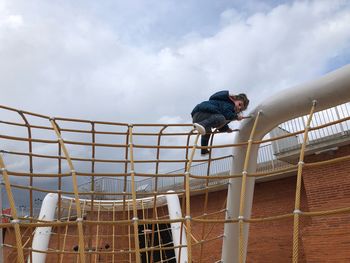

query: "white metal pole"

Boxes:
[29, 193, 58, 263]
[166, 190, 188, 263]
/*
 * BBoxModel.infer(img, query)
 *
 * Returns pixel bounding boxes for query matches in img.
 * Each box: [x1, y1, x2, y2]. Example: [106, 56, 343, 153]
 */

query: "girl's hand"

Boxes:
[226, 128, 234, 133]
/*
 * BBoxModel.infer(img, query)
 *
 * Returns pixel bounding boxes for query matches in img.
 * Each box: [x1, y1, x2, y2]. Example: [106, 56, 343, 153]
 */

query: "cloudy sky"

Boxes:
[1, 0, 350, 209]
[1, 0, 350, 124]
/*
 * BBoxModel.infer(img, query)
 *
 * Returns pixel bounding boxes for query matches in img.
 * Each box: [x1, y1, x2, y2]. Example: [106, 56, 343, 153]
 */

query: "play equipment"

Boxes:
[0, 65, 350, 263]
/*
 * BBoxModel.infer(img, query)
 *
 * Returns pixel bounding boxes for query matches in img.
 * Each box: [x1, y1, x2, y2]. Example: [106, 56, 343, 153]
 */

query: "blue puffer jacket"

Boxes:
[191, 90, 238, 120]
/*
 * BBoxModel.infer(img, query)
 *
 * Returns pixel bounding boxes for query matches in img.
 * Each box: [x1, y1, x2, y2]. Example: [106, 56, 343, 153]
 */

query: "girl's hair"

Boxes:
[233, 93, 249, 110]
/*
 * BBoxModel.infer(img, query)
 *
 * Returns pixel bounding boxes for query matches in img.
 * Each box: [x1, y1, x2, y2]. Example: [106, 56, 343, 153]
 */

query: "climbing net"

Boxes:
[0, 102, 350, 263]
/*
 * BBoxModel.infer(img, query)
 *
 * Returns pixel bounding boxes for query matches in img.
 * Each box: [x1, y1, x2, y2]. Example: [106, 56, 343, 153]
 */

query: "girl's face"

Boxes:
[234, 99, 245, 112]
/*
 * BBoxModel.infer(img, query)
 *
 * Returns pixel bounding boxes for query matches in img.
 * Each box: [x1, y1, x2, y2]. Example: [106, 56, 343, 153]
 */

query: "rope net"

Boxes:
[0, 102, 350, 263]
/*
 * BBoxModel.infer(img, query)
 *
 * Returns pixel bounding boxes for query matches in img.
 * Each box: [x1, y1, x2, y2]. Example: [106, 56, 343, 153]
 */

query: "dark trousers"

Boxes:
[192, 112, 228, 147]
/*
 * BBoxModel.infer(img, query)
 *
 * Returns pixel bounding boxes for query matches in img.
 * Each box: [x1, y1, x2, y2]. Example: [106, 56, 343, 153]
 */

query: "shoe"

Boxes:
[201, 149, 210, 155]
[193, 123, 206, 135]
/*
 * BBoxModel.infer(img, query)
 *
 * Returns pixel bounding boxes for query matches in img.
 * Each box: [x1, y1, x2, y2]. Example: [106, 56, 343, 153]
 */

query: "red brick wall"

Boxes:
[246, 144, 350, 262]
[190, 190, 227, 263]
[301, 144, 350, 262]
[247, 176, 309, 263]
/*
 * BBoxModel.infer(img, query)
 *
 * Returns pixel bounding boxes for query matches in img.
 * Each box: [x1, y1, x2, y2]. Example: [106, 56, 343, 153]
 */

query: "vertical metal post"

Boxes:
[30, 193, 59, 263]
[166, 191, 188, 263]
[334, 106, 345, 134]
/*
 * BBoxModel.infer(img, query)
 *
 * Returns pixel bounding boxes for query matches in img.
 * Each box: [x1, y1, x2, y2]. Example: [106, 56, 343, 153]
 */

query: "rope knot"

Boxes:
[11, 219, 20, 224]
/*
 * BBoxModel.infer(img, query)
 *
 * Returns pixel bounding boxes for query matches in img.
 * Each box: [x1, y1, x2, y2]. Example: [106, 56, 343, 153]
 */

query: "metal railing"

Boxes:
[78, 155, 234, 199]
[271, 102, 350, 153]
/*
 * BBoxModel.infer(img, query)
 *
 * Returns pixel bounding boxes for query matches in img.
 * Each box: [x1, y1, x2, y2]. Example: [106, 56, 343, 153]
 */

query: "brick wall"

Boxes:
[301, 144, 350, 262]
[247, 176, 309, 263]
[190, 190, 227, 263]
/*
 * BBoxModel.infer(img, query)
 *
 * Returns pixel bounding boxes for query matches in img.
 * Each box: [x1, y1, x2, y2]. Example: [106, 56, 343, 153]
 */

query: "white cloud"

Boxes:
[1, 14, 23, 28]
[1, 1, 349, 123]
[157, 115, 184, 124]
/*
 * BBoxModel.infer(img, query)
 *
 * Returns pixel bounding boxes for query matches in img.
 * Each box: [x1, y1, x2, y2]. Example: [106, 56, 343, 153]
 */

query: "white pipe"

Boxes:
[59, 194, 168, 211]
[29, 193, 58, 263]
[166, 190, 188, 263]
[222, 64, 350, 263]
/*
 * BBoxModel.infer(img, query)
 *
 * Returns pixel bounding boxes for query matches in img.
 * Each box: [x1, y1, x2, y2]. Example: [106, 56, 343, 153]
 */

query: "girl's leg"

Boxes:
[201, 134, 211, 154]
[192, 112, 227, 154]
[192, 113, 227, 131]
